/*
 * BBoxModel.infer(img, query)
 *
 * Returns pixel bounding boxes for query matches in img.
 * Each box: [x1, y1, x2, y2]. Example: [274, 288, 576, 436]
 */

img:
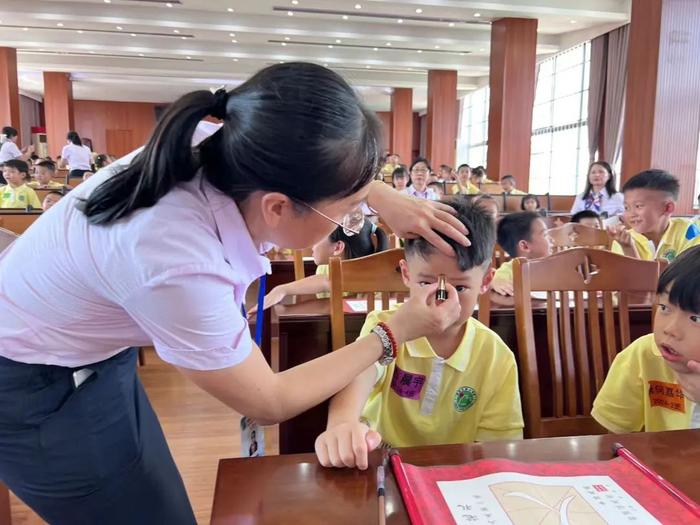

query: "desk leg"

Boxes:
[0, 482, 11, 525]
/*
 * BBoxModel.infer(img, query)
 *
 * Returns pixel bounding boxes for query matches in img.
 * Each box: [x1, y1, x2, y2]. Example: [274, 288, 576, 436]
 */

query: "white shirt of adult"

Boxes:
[0, 140, 22, 163]
[570, 188, 625, 217]
[61, 143, 93, 171]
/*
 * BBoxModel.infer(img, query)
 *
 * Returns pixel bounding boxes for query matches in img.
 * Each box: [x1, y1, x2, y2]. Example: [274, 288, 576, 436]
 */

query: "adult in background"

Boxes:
[59, 131, 93, 179]
[570, 161, 624, 217]
[0, 126, 34, 164]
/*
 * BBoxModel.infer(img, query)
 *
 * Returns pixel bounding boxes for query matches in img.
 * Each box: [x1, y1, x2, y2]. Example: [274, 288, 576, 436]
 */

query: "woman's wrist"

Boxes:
[366, 180, 392, 213]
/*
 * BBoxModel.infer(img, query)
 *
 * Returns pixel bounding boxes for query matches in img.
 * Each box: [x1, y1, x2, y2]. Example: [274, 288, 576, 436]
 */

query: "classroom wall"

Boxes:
[73, 100, 158, 157]
[376, 111, 391, 153]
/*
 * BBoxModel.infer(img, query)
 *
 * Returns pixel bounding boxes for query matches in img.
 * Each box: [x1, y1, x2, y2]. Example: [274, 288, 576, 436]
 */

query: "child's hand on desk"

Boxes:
[315, 421, 382, 470]
[247, 285, 287, 318]
[385, 282, 462, 343]
[491, 278, 513, 297]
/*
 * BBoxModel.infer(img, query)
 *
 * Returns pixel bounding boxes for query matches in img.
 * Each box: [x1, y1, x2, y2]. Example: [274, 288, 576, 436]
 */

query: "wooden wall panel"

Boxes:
[486, 18, 538, 188]
[0, 48, 20, 145]
[412, 112, 421, 162]
[389, 88, 413, 164]
[73, 100, 158, 155]
[426, 70, 458, 168]
[622, 0, 700, 213]
[43, 72, 74, 158]
[375, 111, 391, 154]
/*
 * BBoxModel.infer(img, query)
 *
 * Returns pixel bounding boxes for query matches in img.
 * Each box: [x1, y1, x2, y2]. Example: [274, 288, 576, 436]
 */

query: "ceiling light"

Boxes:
[116, 26, 123, 30]
[231, 39, 238, 43]
[342, 15, 349, 19]
[373, 47, 378, 51]
[77, 30, 84, 34]
[415, 8, 423, 14]
[434, 45, 440, 49]
[284, 36, 290, 40]
[385, 42, 391, 46]
[138, 53, 144, 56]
[166, 2, 173, 6]
[459, 52, 466, 56]
[22, 27, 29, 31]
[473, 12, 481, 17]
[408, 67, 413, 71]
[230, 33, 236, 37]
[570, 19, 577, 24]
[335, 39, 341, 43]
[365, 65, 370, 69]
[56, 23, 64, 27]
[397, 19, 403, 23]
[281, 42, 287, 46]
[227, 8, 234, 12]
[449, 22, 455, 27]
[173, 29, 179, 33]
[186, 56, 191, 59]
[89, 51, 95, 54]
[479, 48, 484, 52]
[292, 0, 299, 3]
[328, 44, 333, 48]
[233, 58, 238, 61]
[417, 49, 422, 53]
[181, 36, 186, 39]
[354, 4, 362, 9]
[104, 0, 111, 3]
[287, 11, 294, 16]
[280, 60, 285, 63]
[130, 33, 136, 36]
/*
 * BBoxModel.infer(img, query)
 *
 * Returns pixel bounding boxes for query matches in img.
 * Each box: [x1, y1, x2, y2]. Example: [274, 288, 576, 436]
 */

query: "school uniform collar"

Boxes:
[405, 318, 475, 372]
[200, 179, 271, 281]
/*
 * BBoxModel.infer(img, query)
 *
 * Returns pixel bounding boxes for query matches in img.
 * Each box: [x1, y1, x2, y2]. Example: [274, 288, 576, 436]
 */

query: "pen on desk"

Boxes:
[612, 443, 700, 518]
[436, 274, 448, 303]
[377, 463, 386, 525]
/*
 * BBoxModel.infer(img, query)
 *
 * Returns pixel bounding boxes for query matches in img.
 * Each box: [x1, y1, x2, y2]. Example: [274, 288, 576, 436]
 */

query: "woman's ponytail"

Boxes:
[79, 90, 222, 224]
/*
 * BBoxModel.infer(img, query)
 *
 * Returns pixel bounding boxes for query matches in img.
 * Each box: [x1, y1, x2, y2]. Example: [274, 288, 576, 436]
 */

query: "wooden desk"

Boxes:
[211, 429, 700, 525]
[275, 298, 653, 454]
[0, 212, 42, 234]
[0, 482, 9, 525]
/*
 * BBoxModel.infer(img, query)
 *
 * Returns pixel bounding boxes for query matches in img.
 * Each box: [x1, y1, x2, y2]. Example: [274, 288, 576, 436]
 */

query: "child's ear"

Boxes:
[332, 240, 346, 257]
[664, 200, 676, 216]
[479, 267, 495, 295]
[399, 259, 411, 287]
[517, 239, 529, 256]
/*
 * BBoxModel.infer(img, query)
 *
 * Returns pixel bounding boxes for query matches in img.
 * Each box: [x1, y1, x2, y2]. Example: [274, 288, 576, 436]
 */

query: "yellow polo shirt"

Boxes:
[360, 308, 523, 447]
[493, 260, 513, 285]
[592, 334, 699, 433]
[450, 182, 480, 195]
[28, 180, 64, 190]
[0, 184, 42, 209]
[612, 218, 700, 261]
[314, 264, 350, 299]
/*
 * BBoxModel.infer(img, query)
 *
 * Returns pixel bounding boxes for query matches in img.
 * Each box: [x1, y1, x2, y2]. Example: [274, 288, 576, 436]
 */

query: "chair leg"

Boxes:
[138, 347, 146, 367]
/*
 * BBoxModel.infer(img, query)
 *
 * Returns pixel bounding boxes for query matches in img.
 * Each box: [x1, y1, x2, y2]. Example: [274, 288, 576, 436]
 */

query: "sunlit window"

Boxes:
[456, 86, 489, 168]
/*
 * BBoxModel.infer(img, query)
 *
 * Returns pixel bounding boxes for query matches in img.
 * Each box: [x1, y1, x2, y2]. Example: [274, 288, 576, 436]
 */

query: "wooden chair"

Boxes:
[329, 248, 408, 350]
[377, 222, 399, 249]
[492, 243, 510, 270]
[547, 223, 611, 252]
[292, 249, 306, 281]
[513, 248, 662, 438]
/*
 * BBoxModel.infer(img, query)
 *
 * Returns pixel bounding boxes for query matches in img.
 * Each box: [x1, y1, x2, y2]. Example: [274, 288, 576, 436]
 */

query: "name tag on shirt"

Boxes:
[391, 365, 426, 400]
[648, 380, 685, 413]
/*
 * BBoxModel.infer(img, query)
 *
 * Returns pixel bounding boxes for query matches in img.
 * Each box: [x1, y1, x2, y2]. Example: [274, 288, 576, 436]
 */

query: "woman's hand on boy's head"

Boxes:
[676, 360, 700, 403]
[315, 421, 381, 470]
[366, 182, 469, 255]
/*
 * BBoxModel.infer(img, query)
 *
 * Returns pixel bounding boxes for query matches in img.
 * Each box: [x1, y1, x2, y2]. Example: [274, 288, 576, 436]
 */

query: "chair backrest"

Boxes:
[377, 222, 399, 249]
[547, 223, 611, 252]
[513, 248, 661, 438]
[292, 249, 306, 281]
[329, 248, 408, 350]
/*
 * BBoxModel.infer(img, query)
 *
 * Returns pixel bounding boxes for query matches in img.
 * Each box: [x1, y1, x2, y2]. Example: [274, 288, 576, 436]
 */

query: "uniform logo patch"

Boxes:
[454, 386, 477, 412]
[648, 380, 685, 413]
[661, 248, 677, 261]
[390, 366, 426, 400]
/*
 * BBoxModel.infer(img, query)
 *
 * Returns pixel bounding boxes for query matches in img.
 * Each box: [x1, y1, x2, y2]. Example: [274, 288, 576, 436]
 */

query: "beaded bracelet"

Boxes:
[372, 321, 397, 365]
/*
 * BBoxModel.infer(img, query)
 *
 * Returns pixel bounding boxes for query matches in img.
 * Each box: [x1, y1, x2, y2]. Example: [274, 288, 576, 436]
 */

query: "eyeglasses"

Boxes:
[297, 201, 364, 236]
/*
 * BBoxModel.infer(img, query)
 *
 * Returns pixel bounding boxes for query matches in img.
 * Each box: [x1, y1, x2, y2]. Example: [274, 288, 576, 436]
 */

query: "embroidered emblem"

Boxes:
[454, 386, 477, 412]
[390, 366, 426, 400]
[648, 380, 685, 413]
[661, 249, 677, 261]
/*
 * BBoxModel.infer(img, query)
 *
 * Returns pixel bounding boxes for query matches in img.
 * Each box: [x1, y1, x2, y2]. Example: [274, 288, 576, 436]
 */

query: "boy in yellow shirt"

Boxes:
[0, 159, 42, 209]
[500, 174, 526, 195]
[451, 164, 480, 195]
[28, 160, 64, 190]
[610, 169, 700, 261]
[315, 199, 523, 469]
[592, 245, 700, 432]
[491, 211, 551, 296]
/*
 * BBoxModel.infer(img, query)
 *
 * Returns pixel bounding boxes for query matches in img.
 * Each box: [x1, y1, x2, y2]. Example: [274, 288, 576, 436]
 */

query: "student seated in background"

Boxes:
[0, 159, 42, 210]
[314, 199, 523, 469]
[404, 158, 439, 200]
[469, 165, 491, 186]
[42, 191, 63, 211]
[391, 166, 409, 192]
[428, 181, 445, 199]
[452, 164, 479, 195]
[520, 194, 541, 212]
[500, 175, 526, 195]
[491, 211, 551, 296]
[571, 210, 601, 229]
[254, 223, 387, 311]
[474, 194, 499, 222]
[438, 164, 454, 182]
[592, 246, 700, 432]
[28, 161, 64, 190]
[610, 169, 700, 261]
[94, 154, 112, 171]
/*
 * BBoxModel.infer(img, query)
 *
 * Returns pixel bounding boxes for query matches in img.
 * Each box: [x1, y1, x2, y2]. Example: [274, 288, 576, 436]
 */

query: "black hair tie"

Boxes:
[211, 88, 229, 120]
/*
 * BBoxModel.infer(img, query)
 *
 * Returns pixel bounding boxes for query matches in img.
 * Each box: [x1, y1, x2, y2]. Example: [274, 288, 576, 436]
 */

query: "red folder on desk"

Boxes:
[390, 453, 698, 524]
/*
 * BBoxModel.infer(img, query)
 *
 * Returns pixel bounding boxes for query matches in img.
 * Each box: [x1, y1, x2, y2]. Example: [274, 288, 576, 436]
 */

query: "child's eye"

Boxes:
[418, 281, 431, 287]
[455, 286, 469, 293]
[657, 303, 669, 312]
[690, 315, 700, 325]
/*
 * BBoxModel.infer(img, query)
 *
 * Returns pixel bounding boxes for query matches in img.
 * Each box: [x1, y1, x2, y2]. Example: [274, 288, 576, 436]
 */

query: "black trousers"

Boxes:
[0, 348, 196, 524]
[68, 169, 90, 179]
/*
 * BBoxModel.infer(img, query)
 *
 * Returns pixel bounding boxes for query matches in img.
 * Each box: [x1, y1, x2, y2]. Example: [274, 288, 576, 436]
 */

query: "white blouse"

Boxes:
[61, 143, 93, 171]
[570, 189, 624, 217]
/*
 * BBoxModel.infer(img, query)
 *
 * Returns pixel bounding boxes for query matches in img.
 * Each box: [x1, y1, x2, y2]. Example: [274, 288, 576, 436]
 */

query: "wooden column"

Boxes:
[621, 0, 700, 214]
[0, 47, 21, 145]
[389, 88, 413, 164]
[486, 18, 538, 188]
[426, 70, 458, 168]
[43, 72, 75, 158]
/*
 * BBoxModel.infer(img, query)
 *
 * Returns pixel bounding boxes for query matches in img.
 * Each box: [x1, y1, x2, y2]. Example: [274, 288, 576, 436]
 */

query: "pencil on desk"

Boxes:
[613, 442, 700, 518]
[377, 463, 386, 525]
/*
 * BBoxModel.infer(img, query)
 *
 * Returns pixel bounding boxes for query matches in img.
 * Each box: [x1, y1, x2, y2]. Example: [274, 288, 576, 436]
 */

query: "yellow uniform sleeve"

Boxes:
[27, 188, 42, 209]
[591, 344, 644, 433]
[475, 356, 524, 441]
[493, 260, 513, 283]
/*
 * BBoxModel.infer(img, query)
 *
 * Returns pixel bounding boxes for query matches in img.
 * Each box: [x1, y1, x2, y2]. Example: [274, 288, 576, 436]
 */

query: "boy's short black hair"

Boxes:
[622, 169, 679, 200]
[457, 163, 470, 171]
[404, 197, 496, 271]
[45, 190, 65, 199]
[439, 164, 452, 172]
[657, 245, 700, 313]
[392, 165, 408, 179]
[35, 160, 56, 172]
[2, 159, 29, 174]
[427, 181, 443, 189]
[571, 210, 600, 223]
[501, 174, 515, 182]
[497, 211, 542, 257]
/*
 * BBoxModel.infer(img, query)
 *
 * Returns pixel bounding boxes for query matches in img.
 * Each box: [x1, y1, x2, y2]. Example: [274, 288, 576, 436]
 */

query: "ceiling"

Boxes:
[1, 0, 630, 111]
